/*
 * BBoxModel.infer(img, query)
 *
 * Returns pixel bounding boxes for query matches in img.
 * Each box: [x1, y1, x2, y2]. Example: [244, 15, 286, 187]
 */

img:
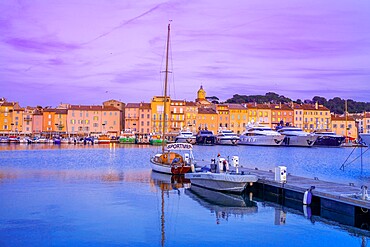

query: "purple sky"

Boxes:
[1, 0, 370, 107]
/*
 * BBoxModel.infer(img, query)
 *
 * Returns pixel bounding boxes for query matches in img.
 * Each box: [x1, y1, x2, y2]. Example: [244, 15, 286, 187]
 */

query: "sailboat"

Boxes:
[150, 23, 193, 175]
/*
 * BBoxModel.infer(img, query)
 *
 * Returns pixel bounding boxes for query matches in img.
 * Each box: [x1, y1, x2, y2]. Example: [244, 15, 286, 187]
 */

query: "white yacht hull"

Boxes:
[185, 172, 258, 193]
[175, 136, 196, 144]
[216, 138, 239, 145]
[239, 135, 284, 146]
[281, 135, 317, 147]
[359, 133, 370, 146]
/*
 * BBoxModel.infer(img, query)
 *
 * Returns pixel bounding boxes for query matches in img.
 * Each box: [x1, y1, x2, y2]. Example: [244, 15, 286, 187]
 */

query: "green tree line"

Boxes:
[225, 92, 370, 114]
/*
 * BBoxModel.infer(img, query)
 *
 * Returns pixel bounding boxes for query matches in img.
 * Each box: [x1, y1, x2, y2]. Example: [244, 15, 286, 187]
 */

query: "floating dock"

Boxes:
[240, 167, 370, 230]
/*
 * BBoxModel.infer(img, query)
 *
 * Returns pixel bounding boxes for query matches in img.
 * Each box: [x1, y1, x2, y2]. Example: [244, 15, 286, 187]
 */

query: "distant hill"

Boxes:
[225, 92, 370, 114]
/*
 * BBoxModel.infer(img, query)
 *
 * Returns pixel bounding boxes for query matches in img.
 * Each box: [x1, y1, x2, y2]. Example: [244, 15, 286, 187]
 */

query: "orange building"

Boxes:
[270, 103, 293, 129]
[331, 114, 357, 139]
[197, 107, 218, 134]
[301, 102, 331, 132]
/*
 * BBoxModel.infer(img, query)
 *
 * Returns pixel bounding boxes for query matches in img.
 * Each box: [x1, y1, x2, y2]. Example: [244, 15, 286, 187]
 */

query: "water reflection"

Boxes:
[185, 186, 257, 224]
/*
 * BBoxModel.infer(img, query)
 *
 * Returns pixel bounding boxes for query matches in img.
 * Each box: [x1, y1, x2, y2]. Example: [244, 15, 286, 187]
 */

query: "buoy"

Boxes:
[303, 189, 312, 205]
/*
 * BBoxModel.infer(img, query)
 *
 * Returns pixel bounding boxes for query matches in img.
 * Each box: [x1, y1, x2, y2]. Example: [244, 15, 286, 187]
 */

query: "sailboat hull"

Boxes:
[150, 158, 191, 175]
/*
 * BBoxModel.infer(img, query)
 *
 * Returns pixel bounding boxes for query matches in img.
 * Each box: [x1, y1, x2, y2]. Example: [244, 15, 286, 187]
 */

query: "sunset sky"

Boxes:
[1, 0, 370, 107]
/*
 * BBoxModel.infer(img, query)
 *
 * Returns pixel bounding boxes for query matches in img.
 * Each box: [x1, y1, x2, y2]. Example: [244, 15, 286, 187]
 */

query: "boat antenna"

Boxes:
[162, 22, 171, 153]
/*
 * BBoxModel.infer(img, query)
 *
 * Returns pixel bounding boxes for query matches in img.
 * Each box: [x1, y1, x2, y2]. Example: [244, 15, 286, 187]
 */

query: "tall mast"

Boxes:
[162, 23, 171, 153]
[345, 99, 348, 139]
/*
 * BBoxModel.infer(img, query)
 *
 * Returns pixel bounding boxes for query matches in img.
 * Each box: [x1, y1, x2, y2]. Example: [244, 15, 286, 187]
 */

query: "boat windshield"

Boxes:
[254, 128, 272, 131]
[181, 132, 193, 135]
[279, 128, 303, 132]
[200, 131, 213, 135]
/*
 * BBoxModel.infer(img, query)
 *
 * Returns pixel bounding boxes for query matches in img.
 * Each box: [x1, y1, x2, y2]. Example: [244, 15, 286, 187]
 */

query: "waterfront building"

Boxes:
[66, 105, 121, 136]
[170, 100, 186, 134]
[216, 104, 230, 129]
[125, 103, 140, 132]
[292, 103, 304, 129]
[301, 102, 331, 132]
[12, 103, 24, 135]
[185, 101, 198, 133]
[150, 96, 171, 134]
[32, 110, 43, 135]
[228, 104, 248, 134]
[246, 103, 258, 124]
[22, 107, 34, 135]
[197, 107, 218, 133]
[138, 103, 151, 134]
[42, 108, 68, 136]
[362, 112, 370, 134]
[270, 103, 293, 129]
[0, 101, 20, 135]
[103, 100, 125, 132]
[331, 114, 357, 139]
[256, 104, 271, 127]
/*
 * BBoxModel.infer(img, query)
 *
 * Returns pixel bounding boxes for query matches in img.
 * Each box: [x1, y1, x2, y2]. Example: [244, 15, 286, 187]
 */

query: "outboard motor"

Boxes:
[184, 153, 190, 165]
[361, 185, 368, 200]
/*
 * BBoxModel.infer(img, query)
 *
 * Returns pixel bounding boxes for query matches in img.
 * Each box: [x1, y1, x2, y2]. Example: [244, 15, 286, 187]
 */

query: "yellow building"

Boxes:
[301, 102, 331, 132]
[185, 101, 198, 133]
[216, 104, 229, 129]
[246, 103, 271, 126]
[151, 96, 171, 134]
[170, 100, 186, 133]
[292, 103, 304, 129]
[195, 85, 211, 106]
[270, 103, 293, 129]
[0, 102, 17, 134]
[197, 107, 218, 134]
[54, 109, 68, 134]
[331, 115, 357, 139]
[228, 104, 248, 134]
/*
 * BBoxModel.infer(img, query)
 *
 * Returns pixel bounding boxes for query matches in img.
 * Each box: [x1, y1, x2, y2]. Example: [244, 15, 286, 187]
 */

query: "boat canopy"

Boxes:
[167, 143, 193, 150]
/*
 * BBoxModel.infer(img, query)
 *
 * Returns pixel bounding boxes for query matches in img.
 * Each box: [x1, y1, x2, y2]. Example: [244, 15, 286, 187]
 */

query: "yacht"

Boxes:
[195, 130, 216, 145]
[239, 125, 284, 146]
[277, 126, 317, 147]
[359, 133, 370, 146]
[312, 130, 345, 147]
[175, 130, 196, 144]
[216, 129, 239, 145]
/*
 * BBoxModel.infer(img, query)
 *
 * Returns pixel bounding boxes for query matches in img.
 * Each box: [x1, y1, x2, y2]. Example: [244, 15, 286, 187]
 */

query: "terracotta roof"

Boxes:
[1, 102, 15, 107]
[139, 103, 151, 109]
[300, 104, 329, 111]
[364, 112, 370, 118]
[331, 115, 355, 121]
[126, 103, 141, 108]
[185, 101, 197, 106]
[228, 104, 246, 110]
[270, 104, 293, 110]
[69, 105, 119, 111]
[198, 107, 217, 114]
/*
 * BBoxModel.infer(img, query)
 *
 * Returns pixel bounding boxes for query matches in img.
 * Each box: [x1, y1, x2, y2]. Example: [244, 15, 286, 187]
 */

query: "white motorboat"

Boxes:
[277, 126, 317, 147]
[175, 130, 196, 144]
[359, 133, 370, 146]
[239, 125, 284, 146]
[216, 129, 239, 145]
[185, 156, 258, 194]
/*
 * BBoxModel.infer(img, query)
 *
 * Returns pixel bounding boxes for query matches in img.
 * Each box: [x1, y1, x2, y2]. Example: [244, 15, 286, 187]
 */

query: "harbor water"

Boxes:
[0, 144, 369, 246]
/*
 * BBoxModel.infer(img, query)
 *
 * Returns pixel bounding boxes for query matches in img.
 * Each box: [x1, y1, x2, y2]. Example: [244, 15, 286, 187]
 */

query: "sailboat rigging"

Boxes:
[150, 23, 194, 175]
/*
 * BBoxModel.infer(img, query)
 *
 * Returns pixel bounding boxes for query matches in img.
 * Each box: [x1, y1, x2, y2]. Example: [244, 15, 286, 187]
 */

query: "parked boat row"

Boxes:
[171, 125, 351, 147]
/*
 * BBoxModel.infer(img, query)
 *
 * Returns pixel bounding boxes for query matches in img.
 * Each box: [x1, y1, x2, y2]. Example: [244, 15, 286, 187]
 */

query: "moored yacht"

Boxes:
[312, 130, 345, 147]
[239, 125, 284, 146]
[359, 133, 370, 146]
[216, 129, 239, 145]
[277, 126, 317, 147]
[175, 130, 196, 144]
[195, 129, 216, 145]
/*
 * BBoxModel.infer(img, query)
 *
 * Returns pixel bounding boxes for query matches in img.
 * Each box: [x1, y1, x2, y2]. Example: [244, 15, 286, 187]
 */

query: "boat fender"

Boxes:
[303, 186, 315, 205]
[190, 164, 195, 173]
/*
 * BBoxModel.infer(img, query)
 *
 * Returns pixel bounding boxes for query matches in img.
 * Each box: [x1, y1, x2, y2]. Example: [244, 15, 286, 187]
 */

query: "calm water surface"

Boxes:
[0, 144, 369, 246]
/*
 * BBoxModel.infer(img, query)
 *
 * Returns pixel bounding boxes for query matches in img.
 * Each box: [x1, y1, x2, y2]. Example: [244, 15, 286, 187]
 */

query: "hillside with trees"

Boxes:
[225, 92, 370, 114]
